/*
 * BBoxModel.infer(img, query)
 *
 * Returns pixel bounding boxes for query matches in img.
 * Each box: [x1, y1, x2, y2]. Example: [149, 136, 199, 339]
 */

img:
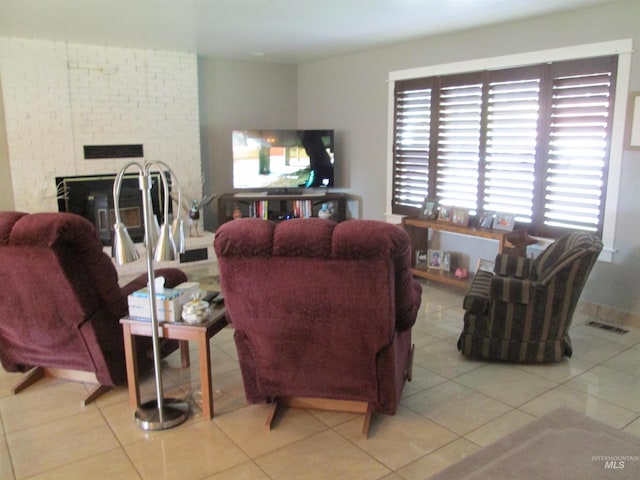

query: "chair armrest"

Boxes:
[463, 270, 493, 314]
[494, 253, 535, 279]
[490, 276, 537, 305]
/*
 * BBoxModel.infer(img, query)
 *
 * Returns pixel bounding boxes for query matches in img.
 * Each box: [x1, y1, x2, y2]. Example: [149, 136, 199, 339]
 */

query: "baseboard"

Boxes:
[578, 301, 640, 329]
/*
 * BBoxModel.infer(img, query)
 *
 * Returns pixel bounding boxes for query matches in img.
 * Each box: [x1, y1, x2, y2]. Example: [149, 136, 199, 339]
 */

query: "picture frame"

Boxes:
[451, 207, 470, 227]
[477, 212, 494, 229]
[419, 197, 439, 219]
[438, 205, 452, 223]
[493, 213, 515, 231]
[415, 249, 428, 268]
[476, 258, 495, 273]
[428, 249, 443, 269]
[442, 251, 451, 272]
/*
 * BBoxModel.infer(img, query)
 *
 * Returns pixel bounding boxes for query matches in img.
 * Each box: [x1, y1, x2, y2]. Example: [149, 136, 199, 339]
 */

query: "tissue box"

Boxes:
[127, 282, 200, 322]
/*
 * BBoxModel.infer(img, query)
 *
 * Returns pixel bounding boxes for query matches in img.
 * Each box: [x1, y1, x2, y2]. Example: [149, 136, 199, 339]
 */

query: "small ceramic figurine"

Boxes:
[187, 195, 215, 237]
[318, 203, 331, 219]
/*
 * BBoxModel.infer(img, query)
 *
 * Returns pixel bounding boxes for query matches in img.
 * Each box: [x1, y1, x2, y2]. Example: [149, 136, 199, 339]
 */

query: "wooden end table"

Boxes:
[120, 304, 227, 420]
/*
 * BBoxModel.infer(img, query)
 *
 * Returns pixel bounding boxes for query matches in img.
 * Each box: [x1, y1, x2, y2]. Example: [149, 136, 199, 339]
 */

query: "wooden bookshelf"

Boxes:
[217, 192, 351, 225]
[402, 216, 533, 288]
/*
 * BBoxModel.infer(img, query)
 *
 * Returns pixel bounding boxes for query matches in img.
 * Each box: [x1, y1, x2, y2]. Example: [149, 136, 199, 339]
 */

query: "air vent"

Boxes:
[84, 144, 144, 159]
[586, 321, 629, 335]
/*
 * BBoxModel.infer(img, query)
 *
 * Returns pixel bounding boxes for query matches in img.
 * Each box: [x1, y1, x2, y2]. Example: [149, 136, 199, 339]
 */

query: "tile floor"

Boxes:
[1, 279, 640, 479]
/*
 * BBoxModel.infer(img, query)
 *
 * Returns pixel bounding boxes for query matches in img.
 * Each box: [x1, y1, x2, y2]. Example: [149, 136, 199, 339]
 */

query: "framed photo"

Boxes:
[493, 213, 515, 231]
[442, 251, 451, 272]
[477, 212, 494, 229]
[451, 207, 469, 226]
[420, 198, 438, 219]
[415, 249, 428, 268]
[428, 249, 443, 269]
[438, 205, 452, 223]
[476, 258, 495, 273]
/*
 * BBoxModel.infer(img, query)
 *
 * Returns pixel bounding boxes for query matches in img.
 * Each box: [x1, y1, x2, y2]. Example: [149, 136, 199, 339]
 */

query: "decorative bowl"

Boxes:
[181, 300, 210, 324]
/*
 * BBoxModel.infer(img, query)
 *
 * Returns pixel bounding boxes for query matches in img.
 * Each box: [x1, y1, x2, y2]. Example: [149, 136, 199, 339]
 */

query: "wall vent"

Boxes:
[84, 144, 143, 159]
[586, 320, 629, 335]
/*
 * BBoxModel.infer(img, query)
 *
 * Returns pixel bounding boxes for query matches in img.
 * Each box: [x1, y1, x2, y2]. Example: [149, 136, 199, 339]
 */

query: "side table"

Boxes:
[120, 304, 227, 420]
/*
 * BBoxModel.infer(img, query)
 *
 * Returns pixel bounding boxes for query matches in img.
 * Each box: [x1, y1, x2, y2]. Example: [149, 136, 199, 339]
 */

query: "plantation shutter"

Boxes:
[540, 56, 617, 235]
[435, 74, 482, 211]
[482, 66, 541, 222]
[390, 54, 617, 238]
[391, 79, 432, 214]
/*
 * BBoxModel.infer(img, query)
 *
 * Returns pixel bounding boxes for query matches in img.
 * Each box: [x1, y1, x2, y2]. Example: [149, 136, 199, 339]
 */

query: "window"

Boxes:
[391, 55, 618, 238]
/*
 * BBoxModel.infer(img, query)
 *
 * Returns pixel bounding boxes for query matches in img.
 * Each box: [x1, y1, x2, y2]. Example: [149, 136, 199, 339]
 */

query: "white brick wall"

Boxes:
[0, 37, 202, 213]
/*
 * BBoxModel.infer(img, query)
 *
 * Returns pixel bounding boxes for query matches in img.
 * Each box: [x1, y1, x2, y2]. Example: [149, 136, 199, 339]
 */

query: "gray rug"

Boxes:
[432, 408, 640, 479]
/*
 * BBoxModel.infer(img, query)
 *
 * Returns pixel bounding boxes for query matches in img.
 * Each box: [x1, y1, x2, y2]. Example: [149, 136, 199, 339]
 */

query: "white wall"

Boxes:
[0, 38, 202, 213]
[296, 0, 640, 315]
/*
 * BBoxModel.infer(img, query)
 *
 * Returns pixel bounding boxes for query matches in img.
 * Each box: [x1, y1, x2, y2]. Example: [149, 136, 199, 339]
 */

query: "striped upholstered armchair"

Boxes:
[458, 232, 603, 363]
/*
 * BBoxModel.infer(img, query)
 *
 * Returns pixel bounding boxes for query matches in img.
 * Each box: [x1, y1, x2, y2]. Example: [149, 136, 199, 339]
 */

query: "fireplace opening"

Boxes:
[56, 172, 172, 246]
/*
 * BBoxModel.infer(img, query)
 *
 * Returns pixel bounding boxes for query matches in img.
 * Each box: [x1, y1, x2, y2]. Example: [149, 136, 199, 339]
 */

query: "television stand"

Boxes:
[218, 192, 351, 224]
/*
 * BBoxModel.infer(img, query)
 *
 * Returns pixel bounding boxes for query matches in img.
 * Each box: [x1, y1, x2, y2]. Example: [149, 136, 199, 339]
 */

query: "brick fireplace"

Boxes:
[0, 37, 203, 217]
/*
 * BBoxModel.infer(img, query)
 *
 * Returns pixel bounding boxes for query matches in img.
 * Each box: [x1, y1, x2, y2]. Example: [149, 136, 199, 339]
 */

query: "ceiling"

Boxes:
[0, 0, 621, 64]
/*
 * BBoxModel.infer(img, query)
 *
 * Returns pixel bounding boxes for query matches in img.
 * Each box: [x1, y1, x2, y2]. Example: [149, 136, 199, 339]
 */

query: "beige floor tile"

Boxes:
[92, 384, 131, 408]
[404, 381, 512, 435]
[410, 329, 442, 348]
[455, 363, 559, 407]
[6, 408, 120, 478]
[255, 429, 391, 480]
[514, 356, 595, 383]
[622, 417, 640, 438]
[569, 329, 629, 363]
[204, 461, 271, 480]
[401, 364, 448, 399]
[306, 408, 360, 427]
[603, 347, 640, 378]
[396, 437, 480, 480]
[520, 385, 639, 429]
[0, 380, 98, 433]
[0, 434, 14, 480]
[214, 403, 328, 458]
[564, 366, 640, 413]
[412, 341, 484, 379]
[0, 370, 27, 399]
[334, 406, 457, 471]
[26, 448, 141, 480]
[125, 420, 248, 480]
[464, 409, 536, 447]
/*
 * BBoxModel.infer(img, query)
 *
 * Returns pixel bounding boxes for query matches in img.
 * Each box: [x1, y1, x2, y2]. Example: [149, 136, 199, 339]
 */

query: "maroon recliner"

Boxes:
[0, 211, 187, 404]
[214, 218, 422, 436]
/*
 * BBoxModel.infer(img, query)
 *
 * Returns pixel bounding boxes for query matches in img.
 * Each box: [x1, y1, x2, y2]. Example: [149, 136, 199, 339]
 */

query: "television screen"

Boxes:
[232, 129, 335, 190]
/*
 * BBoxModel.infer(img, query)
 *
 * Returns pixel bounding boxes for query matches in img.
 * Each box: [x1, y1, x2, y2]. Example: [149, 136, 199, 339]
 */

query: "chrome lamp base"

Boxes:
[135, 398, 190, 431]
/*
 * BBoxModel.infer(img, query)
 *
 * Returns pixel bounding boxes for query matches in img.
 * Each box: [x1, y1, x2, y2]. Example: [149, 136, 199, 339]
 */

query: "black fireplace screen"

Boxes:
[55, 172, 172, 246]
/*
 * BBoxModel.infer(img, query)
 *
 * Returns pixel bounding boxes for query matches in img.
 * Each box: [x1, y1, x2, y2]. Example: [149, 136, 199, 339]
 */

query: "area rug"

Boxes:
[432, 408, 640, 479]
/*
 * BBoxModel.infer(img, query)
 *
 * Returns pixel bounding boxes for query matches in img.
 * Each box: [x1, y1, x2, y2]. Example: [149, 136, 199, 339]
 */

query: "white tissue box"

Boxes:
[127, 282, 200, 322]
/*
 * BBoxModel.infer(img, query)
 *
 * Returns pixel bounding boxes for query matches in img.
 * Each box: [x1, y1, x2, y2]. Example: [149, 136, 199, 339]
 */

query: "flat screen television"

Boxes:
[232, 129, 335, 192]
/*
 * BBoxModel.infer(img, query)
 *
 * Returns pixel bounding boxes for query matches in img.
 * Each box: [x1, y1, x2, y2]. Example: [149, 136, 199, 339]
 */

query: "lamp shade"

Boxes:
[154, 223, 177, 262]
[112, 222, 140, 265]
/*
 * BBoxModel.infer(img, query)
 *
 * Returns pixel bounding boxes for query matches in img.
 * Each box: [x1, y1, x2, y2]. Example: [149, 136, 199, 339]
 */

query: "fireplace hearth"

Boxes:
[56, 173, 172, 246]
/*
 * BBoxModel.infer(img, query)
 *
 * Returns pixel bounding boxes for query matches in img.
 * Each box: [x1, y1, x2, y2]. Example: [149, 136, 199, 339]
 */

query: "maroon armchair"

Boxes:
[0, 211, 187, 404]
[214, 218, 422, 436]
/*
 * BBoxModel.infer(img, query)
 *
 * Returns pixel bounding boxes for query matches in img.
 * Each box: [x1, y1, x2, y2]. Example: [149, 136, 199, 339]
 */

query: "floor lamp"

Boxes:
[112, 161, 189, 431]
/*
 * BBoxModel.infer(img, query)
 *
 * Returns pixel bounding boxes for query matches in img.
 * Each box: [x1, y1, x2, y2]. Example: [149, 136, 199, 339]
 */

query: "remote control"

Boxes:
[201, 291, 220, 304]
